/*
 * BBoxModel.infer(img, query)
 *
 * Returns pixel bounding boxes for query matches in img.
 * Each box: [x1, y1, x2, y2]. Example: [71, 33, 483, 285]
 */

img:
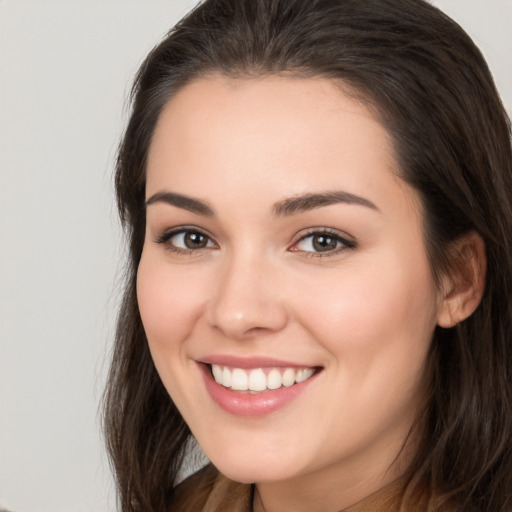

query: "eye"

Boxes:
[290, 229, 356, 255]
[155, 228, 217, 253]
[171, 231, 213, 249]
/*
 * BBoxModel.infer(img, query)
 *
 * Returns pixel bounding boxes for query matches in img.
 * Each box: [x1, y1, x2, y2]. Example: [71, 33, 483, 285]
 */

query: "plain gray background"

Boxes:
[0, 1, 510, 511]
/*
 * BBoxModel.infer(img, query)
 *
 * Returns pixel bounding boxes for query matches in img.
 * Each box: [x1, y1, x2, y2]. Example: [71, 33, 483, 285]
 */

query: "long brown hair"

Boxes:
[103, 1, 512, 510]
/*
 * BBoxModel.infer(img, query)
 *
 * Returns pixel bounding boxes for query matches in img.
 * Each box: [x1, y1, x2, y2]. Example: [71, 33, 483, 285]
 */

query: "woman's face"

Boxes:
[137, 76, 443, 488]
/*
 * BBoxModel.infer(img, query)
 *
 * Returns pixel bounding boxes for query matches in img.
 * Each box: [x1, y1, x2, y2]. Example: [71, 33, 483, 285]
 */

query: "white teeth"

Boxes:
[267, 369, 282, 390]
[210, 364, 316, 392]
[231, 368, 248, 390]
[222, 366, 232, 388]
[282, 368, 295, 387]
[248, 368, 267, 391]
[296, 368, 314, 383]
[212, 364, 223, 383]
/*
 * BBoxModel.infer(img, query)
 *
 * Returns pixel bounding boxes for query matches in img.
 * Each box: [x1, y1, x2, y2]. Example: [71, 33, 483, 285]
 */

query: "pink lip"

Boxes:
[198, 359, 320, 417]
[200, 354, 309, 369]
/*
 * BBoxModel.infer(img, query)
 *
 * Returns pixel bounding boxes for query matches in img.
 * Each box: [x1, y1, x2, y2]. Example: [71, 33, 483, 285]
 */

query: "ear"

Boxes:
[436, 231, 487, 328]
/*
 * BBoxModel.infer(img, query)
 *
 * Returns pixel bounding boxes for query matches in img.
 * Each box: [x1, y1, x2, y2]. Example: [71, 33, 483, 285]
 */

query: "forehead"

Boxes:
[146, 75, 417, 219]
[149, 75, 391, 160]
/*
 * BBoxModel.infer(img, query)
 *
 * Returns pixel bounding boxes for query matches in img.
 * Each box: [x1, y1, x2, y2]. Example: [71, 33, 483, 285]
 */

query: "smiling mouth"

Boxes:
[209, 364, 320, 393]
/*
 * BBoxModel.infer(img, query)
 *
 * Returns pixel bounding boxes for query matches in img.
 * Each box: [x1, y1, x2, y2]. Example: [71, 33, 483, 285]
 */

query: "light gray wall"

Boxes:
[0, 2, 198, 511]
[0, 1, 510, 511]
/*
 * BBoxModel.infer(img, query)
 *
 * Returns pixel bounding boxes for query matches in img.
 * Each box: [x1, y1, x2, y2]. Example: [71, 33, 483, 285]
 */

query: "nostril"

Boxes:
[205, 277, 289, 338]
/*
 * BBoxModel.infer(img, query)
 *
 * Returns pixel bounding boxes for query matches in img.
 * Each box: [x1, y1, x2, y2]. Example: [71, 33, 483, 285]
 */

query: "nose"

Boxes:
[206, 253, 289, 340]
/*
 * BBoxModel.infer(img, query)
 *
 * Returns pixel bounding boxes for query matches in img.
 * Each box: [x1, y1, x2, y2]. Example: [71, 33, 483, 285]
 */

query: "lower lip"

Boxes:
[199, 364, 319, 417]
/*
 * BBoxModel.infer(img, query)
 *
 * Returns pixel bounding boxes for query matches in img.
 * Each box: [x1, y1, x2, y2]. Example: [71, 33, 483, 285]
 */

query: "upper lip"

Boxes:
[199, 355, 318, 369]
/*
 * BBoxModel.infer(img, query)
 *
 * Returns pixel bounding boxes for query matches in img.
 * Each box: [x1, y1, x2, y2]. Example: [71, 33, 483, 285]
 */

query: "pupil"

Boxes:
[184, 232, 207, 249]
[313, 235, 337, 252]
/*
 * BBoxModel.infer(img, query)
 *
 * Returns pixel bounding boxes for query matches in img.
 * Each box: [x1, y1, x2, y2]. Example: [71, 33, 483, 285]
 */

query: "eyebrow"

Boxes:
[272, 191, 379, 217]
[145, 191, 215, 216]
[145, 189, 379, 217]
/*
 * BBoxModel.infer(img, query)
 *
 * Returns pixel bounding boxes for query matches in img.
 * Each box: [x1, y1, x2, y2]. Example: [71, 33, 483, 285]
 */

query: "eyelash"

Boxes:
[292, 228, 357, 258]
[154, 227, 357, 258]
[155, 226, 217, 256]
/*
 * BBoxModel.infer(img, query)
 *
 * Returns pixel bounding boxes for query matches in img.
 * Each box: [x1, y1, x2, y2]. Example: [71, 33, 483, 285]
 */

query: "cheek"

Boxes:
[136, 253, 208, 356]
[290, 253, 438, 371]
[136, 252, 215, 415]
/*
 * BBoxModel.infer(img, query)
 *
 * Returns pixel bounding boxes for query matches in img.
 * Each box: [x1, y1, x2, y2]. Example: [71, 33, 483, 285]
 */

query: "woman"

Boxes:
[103, 0, 512, 510]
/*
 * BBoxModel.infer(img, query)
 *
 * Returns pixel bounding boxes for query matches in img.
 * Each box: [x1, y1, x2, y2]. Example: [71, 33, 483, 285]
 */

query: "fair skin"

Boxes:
[137, 76, 482, 512]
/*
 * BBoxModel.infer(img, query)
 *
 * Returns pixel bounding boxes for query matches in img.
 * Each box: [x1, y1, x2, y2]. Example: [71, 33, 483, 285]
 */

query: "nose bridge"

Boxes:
[207, 245, 288, 339]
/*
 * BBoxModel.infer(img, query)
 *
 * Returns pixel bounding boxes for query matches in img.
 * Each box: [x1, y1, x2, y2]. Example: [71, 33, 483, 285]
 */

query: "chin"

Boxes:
[212, 459, 292, 484]
[203, 441, 306, 484]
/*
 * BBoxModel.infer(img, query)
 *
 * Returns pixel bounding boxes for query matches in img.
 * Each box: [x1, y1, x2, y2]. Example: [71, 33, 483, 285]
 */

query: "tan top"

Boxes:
[170, 464, 455, 511]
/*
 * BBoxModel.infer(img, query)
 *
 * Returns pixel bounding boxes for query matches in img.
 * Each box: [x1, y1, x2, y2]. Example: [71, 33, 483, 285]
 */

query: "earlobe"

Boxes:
[436, 232, 487, 328]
